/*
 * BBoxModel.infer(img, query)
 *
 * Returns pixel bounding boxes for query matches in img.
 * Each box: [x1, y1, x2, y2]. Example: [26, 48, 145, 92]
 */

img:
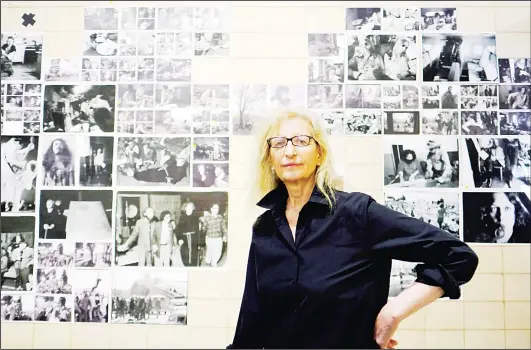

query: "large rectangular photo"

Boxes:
[1, 216, 35, 292]
[115, 191, 228, 267]
[111, 269, 188, 325]
[383, 137, 459, 188]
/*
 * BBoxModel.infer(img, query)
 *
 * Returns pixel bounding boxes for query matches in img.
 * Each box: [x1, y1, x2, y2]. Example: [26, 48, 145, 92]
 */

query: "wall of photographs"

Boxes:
[1, 5, 530, 326]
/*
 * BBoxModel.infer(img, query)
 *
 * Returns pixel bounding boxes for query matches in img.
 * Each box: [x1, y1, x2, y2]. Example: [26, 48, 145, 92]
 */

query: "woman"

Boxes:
[227, 109, 478, 349]
[42, 138, 75, 186]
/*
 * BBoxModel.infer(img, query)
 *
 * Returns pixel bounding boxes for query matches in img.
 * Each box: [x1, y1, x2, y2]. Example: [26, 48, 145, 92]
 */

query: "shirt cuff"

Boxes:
[414, 263, 461, 299]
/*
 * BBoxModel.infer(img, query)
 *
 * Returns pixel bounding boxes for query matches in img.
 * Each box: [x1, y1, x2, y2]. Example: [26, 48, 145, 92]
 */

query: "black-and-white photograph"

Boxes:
[43, 58, 80, 81]
[193, 137, 229, 161]
[460, 111, 498, 135]
[116, 137, 191, 186]
[117, 84, 154, 108]
[347, 34, 417, 81]
[2, 83, 42, 134]
[461, 137, 531, 190]
[345, 84, 381, 108]
[319, 110, 345, 136]
[1, 217, 35, 292]
[84, 8, 119, 30]
[381, 8, 419, 31]
[154, 109, 192, 134]
[192, 163, 229, 188]
[420, 8, 457, 31]
[384, 191, 460, 239]
[34, 295, 72, 322]
[463, 192, 531, 244]
[1, 294, 34, 321]
[83, 32, 119, 57]
[421, 84, 459, 109]
[39, 190, 113, 241]
[308, 58, 344, 83]
[402, 85, 419, 109]
[43, 85, 116, 133]
[346, 8, 382, 30]
[460, 84, 498, 110]
[155, 83, 191, 107]
[1, 136, 38, 213]
[73, 269, 110, 323]
[382, 85, 401, 109]
[308, 34, 344, 57]
[344, 111, 382, 135]
[194, 33, 229, 56]
[115, 191, 228, 267]
[111, 270, 188, 325]
[500, 112, 531, 135]
[1, 33, 43, 80]
[137, 7, 156, 30]
[269, 85, 306, 108]
[37, 242, 75, 268]
[389, 260, 418, 298]
[499, 85, 530, 110]
[422, 33, 498, 82]
[384, 137, 459, 188]
[422, 110, 459, 135]
[156, 59, 191, 82]
[307, 84, 343, 109]
[39, 135, 77, 187]
[384, 111, 420, 135]
[79, 136, 114, 187]
[157, 7, 193, 31]
[75, 243, 112, 268]
[156, 32, 193, 57]
[499, 58, 531, 84]
[193, 84, 230, 109]
[36, 268, 73, 294]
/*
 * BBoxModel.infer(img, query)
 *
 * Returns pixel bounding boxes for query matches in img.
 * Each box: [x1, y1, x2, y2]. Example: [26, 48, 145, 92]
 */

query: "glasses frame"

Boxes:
[267, 135, 315, 149]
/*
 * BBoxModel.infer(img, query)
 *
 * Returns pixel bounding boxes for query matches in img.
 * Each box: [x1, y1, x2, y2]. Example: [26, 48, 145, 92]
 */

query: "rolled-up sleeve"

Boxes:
[364, 196, 479, 299]
[227, 241, 263, 349]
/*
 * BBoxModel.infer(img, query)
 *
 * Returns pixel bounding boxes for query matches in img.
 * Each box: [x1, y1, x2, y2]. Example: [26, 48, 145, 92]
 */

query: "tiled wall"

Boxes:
[1, 1, 530, 349]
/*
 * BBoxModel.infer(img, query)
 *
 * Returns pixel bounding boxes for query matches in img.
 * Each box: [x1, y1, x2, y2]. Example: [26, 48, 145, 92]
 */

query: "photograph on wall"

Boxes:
[74, 243, 112, 268]
[2, 83, 42, 134]
[307, 84, 344, 109]
[36, 267, 73, 294]
[84, 8, 119, 30]
[461, 137, 531, 190]
[79, 136, 114, 187]
[344, 111, 381, 135]
[115, 136, 191, 186]
[155, 83, 191, 107]
[193, 84, 229, 109]
[384, 191, 460, 239]
[156, 59, 190, 82]
[422, 33, 497, 82]
[460, 84, 498, 110]
[345, 84, 381, 108]
[498, 84, 530, 110]
[381, 8, 419, 31]
[34, 294, 73, 322]
[114, 191, 228, 267]
[383, 111, 420, 135]
[37, 242, 75, 268]
[389, 260, 417, 298]
[421, 110, 459, 135]
[111, 269, 188, 325]
[157, 32, 193, 57]
[308, 57, 344, 83]
[195, 7, 227, 30]
[1, 33, 43, 80]
[83, 32, 119, 57]
[1, 294, 34, 321]
[268, 85, 306, 108]
[1, 136, 38, 213]
[345, 8, 382, 30]
[308, 34, 345, 58]
[157, 7, 193, 31]
[39, 135, 77, 187]
[463, 192, 531, 244]
[420, 8, 457, 31]
[319, 110, 345, 136]
[42, 84, 116, 133]
[193, 137, 229, 161]
[39, 190, 113, 241]
[194, 33, 229, 56]
[498, 58, 531, 83]
[231, 84, 267, 135]
[117, 84, 154, 108]
[1, 216, 35, 292]
[43, 58, 81, 81]
[383, 137, 459, 188]
[421, 84, 459, 109]
[155, 109, 192, 134]
[382, 85, 401, 109]
[192, 163, 229, 188]
[346, 34, 417, 81]
[73, 269, 110, 323]
[499, 111, 531, 135]
[460, 111, 498, 135]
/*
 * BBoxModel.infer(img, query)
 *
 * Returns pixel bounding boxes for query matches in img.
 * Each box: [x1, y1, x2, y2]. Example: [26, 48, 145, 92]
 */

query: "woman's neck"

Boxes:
[285, 179, 316, 212]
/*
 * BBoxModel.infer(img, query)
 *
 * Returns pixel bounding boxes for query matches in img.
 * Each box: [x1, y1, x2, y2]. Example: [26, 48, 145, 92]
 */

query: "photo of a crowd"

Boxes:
[34, 295, 72, 322]
[73, 270, 110, 323]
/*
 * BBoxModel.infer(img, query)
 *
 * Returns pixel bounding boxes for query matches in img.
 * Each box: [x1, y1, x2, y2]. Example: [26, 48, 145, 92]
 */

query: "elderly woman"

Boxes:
[227, 109, 478, 349]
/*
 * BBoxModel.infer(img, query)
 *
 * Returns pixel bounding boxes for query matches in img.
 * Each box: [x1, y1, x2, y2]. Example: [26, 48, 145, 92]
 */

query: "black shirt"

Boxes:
[228, 184, 478, 349]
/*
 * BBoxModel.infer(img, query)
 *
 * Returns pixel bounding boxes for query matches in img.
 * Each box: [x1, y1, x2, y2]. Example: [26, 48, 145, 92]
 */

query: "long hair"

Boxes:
[42, 138, 72, 173]
[252, 108, 340, 212]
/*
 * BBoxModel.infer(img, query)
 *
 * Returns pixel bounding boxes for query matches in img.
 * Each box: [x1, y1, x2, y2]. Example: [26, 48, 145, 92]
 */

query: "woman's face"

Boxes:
[52, 140, 64, 154]
[491, 192, 516, 243]
[269, 117, 320, 185]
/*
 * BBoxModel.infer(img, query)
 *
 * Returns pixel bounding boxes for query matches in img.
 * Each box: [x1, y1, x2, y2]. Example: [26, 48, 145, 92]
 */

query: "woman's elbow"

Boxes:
[459, 245, 479, 284]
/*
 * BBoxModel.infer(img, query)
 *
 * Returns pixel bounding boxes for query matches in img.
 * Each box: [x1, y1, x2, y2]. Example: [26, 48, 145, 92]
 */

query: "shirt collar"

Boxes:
[256, 182, 330, 210]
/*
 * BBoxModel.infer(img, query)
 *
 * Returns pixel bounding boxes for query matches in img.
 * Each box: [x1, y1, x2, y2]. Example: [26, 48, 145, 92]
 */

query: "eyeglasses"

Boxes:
[267, 135, 315, 148]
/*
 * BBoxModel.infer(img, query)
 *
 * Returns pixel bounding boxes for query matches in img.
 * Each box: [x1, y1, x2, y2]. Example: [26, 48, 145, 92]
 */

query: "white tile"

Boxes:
[457, 6, 496, 32]
[187, 299, 229, 327]
[495, 6, 531, 32]
[496, 33, 531, 58]
[1, 322, 34, 349]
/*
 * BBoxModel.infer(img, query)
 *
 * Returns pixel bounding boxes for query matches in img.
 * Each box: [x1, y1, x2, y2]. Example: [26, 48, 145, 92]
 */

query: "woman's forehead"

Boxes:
[274, 118, 314, 135]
